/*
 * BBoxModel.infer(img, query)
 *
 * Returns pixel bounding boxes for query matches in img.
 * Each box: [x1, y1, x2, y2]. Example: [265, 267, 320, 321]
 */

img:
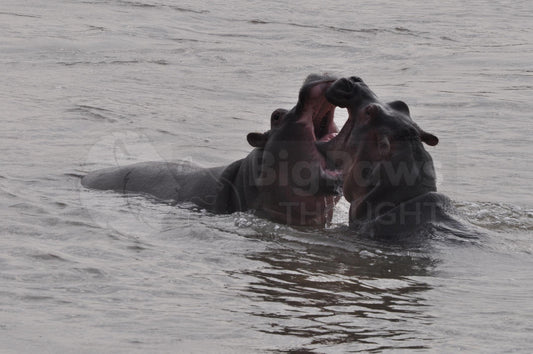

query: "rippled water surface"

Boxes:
[1, 0, 532, 352]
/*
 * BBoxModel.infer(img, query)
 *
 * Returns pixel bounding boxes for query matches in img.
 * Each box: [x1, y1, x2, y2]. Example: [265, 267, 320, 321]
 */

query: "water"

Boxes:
[1, 0, 532, 352]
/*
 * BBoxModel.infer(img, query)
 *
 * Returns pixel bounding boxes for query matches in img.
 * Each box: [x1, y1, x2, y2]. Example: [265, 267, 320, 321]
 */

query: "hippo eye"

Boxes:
[395, 128, 419, 141]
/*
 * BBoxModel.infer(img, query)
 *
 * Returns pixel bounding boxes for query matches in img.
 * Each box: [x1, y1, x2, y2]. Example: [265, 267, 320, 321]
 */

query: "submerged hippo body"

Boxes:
[320, 76, 454, 236]
[82, 74, 342, 226]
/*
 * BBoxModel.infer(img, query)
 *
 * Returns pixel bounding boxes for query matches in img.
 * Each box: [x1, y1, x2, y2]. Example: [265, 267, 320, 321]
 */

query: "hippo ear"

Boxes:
[271, 108, 288, 127]
[420, 131, 439, 146]
[388, 100, 410, 116]
[247, 132, 269, 148]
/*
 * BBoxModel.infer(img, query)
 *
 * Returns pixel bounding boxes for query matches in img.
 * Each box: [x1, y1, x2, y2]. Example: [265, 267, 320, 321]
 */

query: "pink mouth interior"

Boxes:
[307, 82, 338, 143]
[303, 81, 342, 178]
[318, 131, 338, 143]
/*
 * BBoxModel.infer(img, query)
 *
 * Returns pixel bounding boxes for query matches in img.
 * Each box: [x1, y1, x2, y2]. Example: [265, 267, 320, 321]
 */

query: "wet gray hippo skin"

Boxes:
[320, 76, 454, 236]
[82, 74, 342, 226]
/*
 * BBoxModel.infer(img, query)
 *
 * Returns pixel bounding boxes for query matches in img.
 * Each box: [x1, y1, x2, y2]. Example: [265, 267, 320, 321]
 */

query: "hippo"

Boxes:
[82, 74, 342, 226]
[318, 76, 455, 236]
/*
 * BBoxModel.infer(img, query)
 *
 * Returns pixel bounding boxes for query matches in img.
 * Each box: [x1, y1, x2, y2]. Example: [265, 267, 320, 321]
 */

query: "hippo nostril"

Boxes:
[338, 77, 353, 90]
[349, 76, 363, 83]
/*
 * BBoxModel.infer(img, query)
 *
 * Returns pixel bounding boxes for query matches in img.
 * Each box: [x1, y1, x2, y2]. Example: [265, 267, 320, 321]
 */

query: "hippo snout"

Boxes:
[325, 78, 354, 108]
[325, 76, 377, 109]
[348, 76, 364, 83]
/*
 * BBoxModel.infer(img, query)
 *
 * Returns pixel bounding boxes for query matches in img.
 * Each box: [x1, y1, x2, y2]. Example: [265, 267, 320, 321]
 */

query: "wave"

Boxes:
[57, 59, 169, 67]
[455, 201, 533, 232]
[248, 19, 427, 38]
[0, 11, 40, 18]
[85, 0, 209, 14]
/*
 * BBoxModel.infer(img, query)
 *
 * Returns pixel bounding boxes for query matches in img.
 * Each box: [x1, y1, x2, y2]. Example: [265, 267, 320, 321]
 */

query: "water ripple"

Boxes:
[456, 201, 533, 232]
[235, 239, 435, 351]
[67, 104, 119, 123]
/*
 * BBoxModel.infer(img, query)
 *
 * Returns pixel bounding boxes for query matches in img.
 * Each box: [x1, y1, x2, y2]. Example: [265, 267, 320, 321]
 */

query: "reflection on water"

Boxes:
[238, 230, 437, 351]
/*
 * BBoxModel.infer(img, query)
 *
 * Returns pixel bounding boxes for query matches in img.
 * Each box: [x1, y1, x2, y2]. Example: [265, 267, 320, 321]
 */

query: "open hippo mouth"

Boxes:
[311, 88, 337, 143]
[314, 104, 337, 143]
[298, 75, 339, 144]
[316, 76, 439, 168]
[246, 74, 346, 200]
[314, 76, 442, 215]
[244, 74, 347, 223]
[294, 75, 345, 191]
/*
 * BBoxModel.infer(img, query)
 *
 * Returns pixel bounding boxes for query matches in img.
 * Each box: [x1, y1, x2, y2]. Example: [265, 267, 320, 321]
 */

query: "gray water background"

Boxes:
[1, 0, 532, 352]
